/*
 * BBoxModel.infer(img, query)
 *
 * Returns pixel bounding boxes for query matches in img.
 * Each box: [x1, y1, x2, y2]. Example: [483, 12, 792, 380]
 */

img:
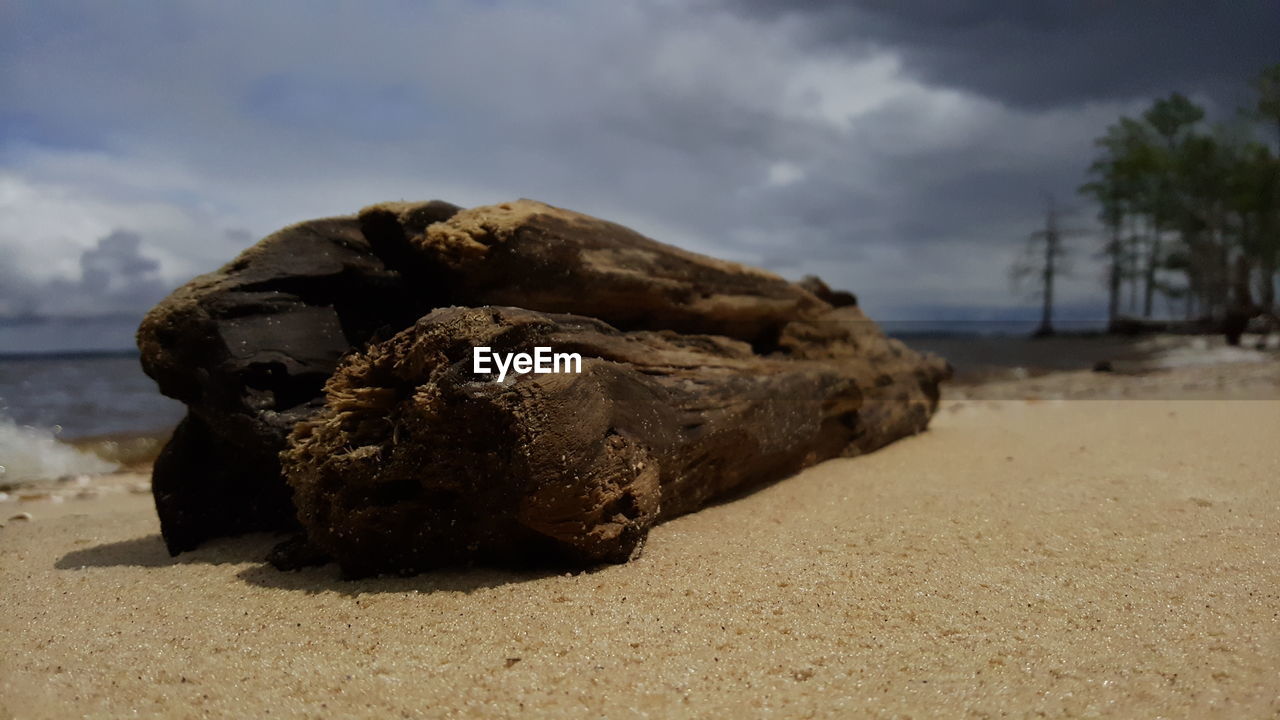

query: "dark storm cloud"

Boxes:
[726, 0, 1280, 109]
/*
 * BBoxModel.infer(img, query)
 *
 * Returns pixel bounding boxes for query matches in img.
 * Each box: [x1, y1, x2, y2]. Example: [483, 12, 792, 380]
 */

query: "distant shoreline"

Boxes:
[0, 348, 140, 362]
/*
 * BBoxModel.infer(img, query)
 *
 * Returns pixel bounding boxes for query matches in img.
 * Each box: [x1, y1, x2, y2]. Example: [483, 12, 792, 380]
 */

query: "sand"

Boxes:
[3, 367, 1279, 718]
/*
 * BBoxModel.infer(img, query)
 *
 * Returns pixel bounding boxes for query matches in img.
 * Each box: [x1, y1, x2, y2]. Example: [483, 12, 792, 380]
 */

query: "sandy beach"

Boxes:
[6, 3, 1278, 717]
[3, 363, 1279, 718]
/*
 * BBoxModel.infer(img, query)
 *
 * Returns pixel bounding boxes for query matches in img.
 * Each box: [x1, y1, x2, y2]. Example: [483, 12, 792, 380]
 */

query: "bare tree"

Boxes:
[1011, 195, 1080, 337]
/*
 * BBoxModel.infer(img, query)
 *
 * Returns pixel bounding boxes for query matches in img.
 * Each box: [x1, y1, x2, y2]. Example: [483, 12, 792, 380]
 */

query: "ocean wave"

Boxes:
[0, 415, 118, 485]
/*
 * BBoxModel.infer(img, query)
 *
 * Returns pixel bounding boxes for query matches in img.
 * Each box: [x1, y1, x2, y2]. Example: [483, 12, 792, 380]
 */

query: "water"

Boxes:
[0, 316, 141, 356]
[0, 353, 183, 484]
[899, 333, 1136, 382]
[900, 330, 1277, 384]
[0, 418, 118, 484]
[0, 353, 183, 439]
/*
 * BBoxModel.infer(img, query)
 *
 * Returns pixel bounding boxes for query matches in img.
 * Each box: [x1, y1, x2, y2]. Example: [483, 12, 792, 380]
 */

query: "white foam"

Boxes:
[0, 415, 117, 484]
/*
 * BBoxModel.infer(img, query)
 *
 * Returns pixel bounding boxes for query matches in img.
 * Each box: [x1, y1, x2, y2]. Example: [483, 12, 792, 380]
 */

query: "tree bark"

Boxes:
[1107, 226, 1122, 325]
[1143, 226, 1161, 318]
[1259, 256, 1277, 312]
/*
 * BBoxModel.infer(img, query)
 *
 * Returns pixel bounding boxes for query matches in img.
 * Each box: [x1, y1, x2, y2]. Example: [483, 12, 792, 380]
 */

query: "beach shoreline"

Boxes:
[2, 361, 1278, 717]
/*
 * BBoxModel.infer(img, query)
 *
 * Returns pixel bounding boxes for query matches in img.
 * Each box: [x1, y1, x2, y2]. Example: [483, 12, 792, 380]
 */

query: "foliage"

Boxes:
[1077, 64, 1280, 323]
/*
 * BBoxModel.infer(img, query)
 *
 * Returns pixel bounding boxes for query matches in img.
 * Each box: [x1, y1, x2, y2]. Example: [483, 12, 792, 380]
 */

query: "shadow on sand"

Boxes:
[234, 562, 567, 596]
[55, 532, 284, 569]
[54, 532, 572, 595]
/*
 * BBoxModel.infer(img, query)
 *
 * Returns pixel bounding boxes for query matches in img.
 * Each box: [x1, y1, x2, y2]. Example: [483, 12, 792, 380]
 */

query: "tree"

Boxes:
[1081, 119, 1150, 325]
[1011, 194, 1071, 337]
[1251, 63, 1280, 146]
[1081, 116, 1166, 323]
[1231, 143, 1280, 311]
[1078, 174, 1125, 324]
[1139, 93, 1206, 317]
[1143, 92, 1205, 148]
[1245, 64, 1280, 312]
[1076, 65, 1280, 333]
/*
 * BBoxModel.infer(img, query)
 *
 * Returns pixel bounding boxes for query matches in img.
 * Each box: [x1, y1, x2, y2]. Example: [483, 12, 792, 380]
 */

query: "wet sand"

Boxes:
[2, 365, 1279, 718]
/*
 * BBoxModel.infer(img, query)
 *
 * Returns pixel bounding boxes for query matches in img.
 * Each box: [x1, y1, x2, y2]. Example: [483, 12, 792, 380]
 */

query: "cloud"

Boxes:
[723, 0, 1280, 111]
[0, 228, 168, 319]
[0, 167, 242, 313]
[78, 231, 161, 301]
[2, 0, 1271, 336]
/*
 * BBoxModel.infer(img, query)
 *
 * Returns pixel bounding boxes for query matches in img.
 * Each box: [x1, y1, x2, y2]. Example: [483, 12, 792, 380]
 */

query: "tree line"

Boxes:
[1078, 64, 1280, 333]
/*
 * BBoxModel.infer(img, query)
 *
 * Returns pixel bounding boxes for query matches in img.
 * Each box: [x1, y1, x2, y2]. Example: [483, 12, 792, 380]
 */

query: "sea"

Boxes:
[0, 352, 184, 483]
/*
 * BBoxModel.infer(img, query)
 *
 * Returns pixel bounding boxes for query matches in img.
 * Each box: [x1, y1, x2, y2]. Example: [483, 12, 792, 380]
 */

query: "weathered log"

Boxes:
[139, 198, 946, 558]
[358, 199, 827, 350]
[282, 306, 948, 577]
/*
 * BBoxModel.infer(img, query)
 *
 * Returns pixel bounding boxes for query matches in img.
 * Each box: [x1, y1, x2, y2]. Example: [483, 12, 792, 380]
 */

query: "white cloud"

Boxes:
[0, 170, 223, 284]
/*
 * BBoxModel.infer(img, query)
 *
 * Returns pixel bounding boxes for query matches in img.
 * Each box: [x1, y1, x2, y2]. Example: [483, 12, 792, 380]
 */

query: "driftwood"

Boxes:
[138, 198, 949, 562]
[283, 306, 946, 577]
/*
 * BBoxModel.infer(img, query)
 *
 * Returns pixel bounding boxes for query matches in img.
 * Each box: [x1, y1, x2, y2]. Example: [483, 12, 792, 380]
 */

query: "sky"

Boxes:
[2, 0, 1277, 349]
